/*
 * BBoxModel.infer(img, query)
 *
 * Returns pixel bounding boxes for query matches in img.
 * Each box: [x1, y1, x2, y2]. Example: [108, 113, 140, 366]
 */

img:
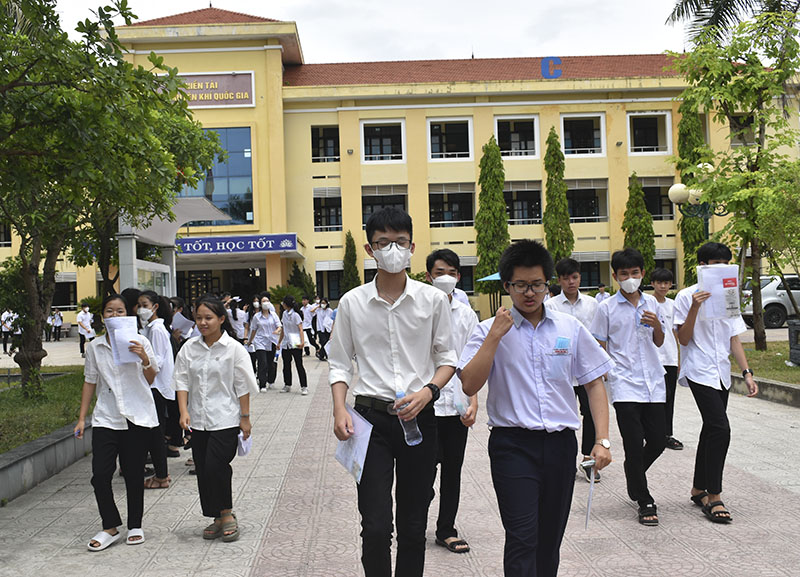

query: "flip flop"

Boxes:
[435, 537, 470, 553]
[126, 528, 145, 545]
[87, 530, 121, 551]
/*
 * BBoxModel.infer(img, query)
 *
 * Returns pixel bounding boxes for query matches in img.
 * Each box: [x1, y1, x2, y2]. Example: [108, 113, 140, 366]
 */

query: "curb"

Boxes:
[730, 373, 800, 408]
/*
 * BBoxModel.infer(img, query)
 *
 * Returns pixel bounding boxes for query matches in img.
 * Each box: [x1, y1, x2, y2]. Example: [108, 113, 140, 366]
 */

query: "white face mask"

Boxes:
[137, 308, 153, 323]
[373, 243, 411, 274]
[252, 301, 260, 309]
[82, 307, 89, 312]
[432, 274, 458, 295]
[262, 301, 271, 312]
[619, 277, 642, 294]
[321, 303, 327, 309]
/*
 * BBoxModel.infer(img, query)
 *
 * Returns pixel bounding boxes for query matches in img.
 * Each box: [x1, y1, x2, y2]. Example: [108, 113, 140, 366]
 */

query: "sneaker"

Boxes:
[301, 388, 309, 396]
[280, 386, 291, 393]
[665, 436, 684, 450]
[579, 462, 601, 483]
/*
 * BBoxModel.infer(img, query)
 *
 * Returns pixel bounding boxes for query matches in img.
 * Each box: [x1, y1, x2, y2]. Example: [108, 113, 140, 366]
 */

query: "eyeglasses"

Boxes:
[507, 281, 549, 294]
[370, 239, 411, 250]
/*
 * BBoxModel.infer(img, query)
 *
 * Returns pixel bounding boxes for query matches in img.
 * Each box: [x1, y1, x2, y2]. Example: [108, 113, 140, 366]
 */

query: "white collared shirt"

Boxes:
[435, 298, 479, 417]
[328, 275, 457, 401]
[458, 306, 613, 431]
[77, 310, 94, 337]
[655, 297, 679, 367]
[545, 291, 599, 329]
[173, 331, 258, 431]
[142, 318, 175, 401]
[317, 307, 334, 332]
[227, 308, 247, 339]
[251, 311, 280, 351]
[590, 292, 667, 403]
[673, 284, 747, 390]
[84, 335, 159, 430]
[452, 287, 470, 307]
[281, 309, 304, 349]
[595, 291, 611, 303]
[301, 304, 318, 329]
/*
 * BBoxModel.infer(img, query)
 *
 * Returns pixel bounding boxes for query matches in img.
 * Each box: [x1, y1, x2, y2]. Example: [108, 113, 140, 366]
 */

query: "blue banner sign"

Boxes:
[176, 233, 297, 255]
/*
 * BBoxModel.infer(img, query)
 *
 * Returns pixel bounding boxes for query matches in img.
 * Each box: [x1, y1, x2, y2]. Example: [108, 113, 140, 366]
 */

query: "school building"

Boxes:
[0, 7, 756, 320]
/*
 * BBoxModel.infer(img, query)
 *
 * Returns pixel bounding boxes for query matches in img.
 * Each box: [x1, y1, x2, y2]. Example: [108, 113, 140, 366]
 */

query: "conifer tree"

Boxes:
[340, 230, 361, 296]
[543, 127, 574, 266]
[622, 173, 656, 284]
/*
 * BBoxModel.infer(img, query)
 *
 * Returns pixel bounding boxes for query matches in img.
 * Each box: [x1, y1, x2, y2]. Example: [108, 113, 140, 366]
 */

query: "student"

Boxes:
[595, 283, 610, 303]
[243, 295, 262, 374]
[425, 249, 478, 554]
[2, 308, 12, 355]
[674, 242, 758, 524]
[300, 295, 319, 356]
[260, 292, 282, 376]
[74, 294, 159, 551]
[53, 309, 63, 341]
[278, 295, 308, 395]
[245, 295, 280, 391]
[330, 207, 456, 577]
[174, 296, 258, 542]
[45, 312, 53, 342]
[590, 248, 666, 526]
[315, 298, 333, 361]
[651, 267, 683, 450]
[77, 302, 95, 358]
[459, 240, 612, 577]
[227, 298, 247, 343]
[545, 257, 600, 482]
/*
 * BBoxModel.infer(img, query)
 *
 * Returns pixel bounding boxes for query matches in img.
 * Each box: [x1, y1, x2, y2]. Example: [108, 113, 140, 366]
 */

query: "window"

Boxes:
[562, 115, 604, 155]
[579, 262, 601, 288]
[653, 260, 676, 287]
[777, 277, 800, 291]
[181, 127, 253, 225]
[362, 185, 407, 227]
[429, 119, 471, 159]
[0, 222, 11, 247]
[638, 177, 674, 221]
[52, 282, 77, 307]
[311, 126, 340, 162]
[429, 183, 474, 227]
[504, 181, 542, 225]
[457, 266, 475, 294]
[364, 268, 377, 284]
[319, 270, 343, 300]
[314, 197, 342, 232]
[362, 121, 404, 162]
[496, 117, 537, 157]
[629, 113, 671, 153]
[730, 114, 755, 146]
[565, 179, 608, 222]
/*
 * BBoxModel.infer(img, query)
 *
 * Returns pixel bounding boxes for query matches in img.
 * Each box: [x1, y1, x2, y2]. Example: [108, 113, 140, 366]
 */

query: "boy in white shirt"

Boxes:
[651, 268, 683, 450]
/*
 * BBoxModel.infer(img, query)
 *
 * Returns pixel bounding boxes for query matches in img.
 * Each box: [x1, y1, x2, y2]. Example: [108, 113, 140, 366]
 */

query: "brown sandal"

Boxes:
[143, 476, 170, 489]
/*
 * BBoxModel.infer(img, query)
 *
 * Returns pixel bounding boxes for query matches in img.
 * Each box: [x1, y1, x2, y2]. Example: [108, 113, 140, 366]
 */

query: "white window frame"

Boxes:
[427, 117, 474, 162]
[560, 112, 606, 157]
[494, 114, 540, 159]
[360, 119, 406, 164]
[627, 111, 673, 156]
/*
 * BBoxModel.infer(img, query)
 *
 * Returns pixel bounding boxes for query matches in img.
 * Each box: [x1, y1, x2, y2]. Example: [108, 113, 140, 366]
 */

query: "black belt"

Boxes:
[354, 395, 434, 414]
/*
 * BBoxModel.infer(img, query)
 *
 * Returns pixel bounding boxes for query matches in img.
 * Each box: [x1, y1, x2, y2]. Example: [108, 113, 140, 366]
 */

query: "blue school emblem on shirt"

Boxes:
[553, 336, 571, 355]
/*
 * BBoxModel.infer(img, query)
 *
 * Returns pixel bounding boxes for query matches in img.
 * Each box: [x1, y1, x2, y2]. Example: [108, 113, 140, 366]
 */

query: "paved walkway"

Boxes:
[2, 351, 800, 576]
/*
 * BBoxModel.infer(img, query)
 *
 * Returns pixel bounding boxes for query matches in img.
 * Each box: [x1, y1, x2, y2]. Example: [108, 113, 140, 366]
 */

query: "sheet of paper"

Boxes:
[172, 312, 195, 337]
[335, 404, 372, 484]
[237, 432, 252, 456]
[103, 316, 141, 365]
[698, 264, 741, 320]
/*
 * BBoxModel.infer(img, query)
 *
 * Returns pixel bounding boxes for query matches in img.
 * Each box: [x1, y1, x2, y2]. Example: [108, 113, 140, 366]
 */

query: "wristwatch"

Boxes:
[424, 383, 441, 402]
[742, 368, 754, 378]
[595, 438, 611, 450]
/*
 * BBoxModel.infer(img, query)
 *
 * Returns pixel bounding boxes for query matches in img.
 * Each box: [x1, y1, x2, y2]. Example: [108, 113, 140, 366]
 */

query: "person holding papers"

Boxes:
[329, 207, 456, 577]
[674, 242, 758, 524]
[590, 248, 667, 527]
[174, 296, 258, 543]
[459, 240, 613, 577]
[74, 294, 159, 551]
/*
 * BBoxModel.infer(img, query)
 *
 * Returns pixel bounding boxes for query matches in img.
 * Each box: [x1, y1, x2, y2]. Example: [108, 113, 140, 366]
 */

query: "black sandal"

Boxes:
[690, 491, 708, 507]
[638, 503, 658, 526]
[702, 500, 732, 524]
[435, 537, 470, 553]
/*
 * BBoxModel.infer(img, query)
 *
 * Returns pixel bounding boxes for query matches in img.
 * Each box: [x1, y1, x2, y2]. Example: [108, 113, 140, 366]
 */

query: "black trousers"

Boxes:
[191, 428, 239, 518]
[91, 423, 150, 530]
[433, 415, 469, 541]
[281, 348, 307, 388]
[664, 365, 678, 437]
[575, 385, 596, 456]
[354, 404, 438, 577]
[688, 380, 730, 494]
[255, 345, 277, 388]
[489, 427, 577, 577]
[79, 334, 94, 354]
[164, 398, 183, 447]
[54, 326, 62, 341]
[613, 402, 666, 507]
[304, 328, 318, 353]
[44, 325, 52, 342]
[1, 331, 8, 353]
[317, 331, 330, 360]
[147, 389, 169, 479]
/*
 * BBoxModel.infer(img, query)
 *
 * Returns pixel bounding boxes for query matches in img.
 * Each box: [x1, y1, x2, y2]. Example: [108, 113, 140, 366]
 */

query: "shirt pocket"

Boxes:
[545, 352, 573, 383]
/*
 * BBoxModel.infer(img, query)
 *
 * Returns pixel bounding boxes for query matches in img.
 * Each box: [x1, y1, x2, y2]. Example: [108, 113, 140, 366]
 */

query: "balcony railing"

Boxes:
[569, 216, 609, 223]
[500, 149, 536, 157]
[631, 145, 668, 153]
[508, 217, 542, 225]
[364, 153, 403, 161]
[651, 213, 674, 221]
[430, 151, 470, 159]
[314, 224, 343, 232]
[564, 147, 602, 155]
[312, 155, 341, 163]
[430, 219, 474, 228]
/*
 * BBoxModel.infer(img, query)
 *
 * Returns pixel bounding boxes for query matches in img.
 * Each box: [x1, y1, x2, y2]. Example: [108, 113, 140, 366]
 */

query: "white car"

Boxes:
[742, 275, 800, 328]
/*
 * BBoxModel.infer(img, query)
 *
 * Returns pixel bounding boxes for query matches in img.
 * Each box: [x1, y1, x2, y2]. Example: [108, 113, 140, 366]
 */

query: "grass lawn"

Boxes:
[735, 341, 800, 385]
[0, 371, 91, 454]
[0, 366, 85, 390]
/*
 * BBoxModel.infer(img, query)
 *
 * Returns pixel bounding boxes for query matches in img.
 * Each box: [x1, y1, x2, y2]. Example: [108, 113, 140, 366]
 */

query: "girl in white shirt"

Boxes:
[174, 296, 258, 543]
[227, 298, 247, 342]
[315, 298, 333, 361]
[74, 294, 159, 551]
[245, 296, 281, 391]
[278, 295, 307, 394]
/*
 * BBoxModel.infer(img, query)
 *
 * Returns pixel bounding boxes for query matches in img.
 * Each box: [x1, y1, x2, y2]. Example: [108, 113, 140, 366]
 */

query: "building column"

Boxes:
[117, 233, 138, 291]
[265, 253, 285, 289]
[161, 246, 177, 297]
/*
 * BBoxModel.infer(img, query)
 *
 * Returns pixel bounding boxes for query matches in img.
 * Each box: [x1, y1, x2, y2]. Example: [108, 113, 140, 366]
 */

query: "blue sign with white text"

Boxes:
[176, 233, 297, 255]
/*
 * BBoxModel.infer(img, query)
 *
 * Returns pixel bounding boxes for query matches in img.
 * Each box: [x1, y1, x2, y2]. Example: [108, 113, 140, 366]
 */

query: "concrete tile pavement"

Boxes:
[1, 353, 800, 576]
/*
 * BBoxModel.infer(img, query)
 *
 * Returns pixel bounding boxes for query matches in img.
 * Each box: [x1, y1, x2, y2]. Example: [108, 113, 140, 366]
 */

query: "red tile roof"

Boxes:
[128, 7, 280, 27]
[283, 54, 680, 87]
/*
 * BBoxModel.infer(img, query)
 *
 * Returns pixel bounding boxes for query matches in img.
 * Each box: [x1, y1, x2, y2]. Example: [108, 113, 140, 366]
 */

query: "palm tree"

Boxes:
[667, 0, 800, 39]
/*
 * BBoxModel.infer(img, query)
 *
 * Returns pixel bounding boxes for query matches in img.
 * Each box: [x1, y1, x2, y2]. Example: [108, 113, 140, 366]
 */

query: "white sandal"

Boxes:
[126, 528, 145, 545]
[87, 530, 121, 551]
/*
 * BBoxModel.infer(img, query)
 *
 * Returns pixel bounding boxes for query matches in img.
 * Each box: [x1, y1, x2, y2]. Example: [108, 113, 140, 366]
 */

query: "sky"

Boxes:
[54, 0, 693, 64]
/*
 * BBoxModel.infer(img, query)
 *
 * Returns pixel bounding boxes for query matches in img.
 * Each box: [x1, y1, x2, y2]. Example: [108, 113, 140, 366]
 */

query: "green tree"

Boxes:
[288, 261, 317, 299]
[474, 136, 509, 314]
[622, 174, 656, 285]
[542, 127, 574, 266]
[669, 12, 800, 350]
[340, 230, 361, 296]
[667, 0, 800, 39]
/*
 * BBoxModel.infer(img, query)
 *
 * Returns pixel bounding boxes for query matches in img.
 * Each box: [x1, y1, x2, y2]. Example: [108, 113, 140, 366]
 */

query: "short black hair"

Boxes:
[555, 258, 580, 277]
[365, 206, 413, 245]
[498, 240, 554, 283]
[426, 249, 461, 274]
[598, 282, 606, 288]
[548, 284, 561, 296]
[697, 242, 732, 264]
[650, 267, 674, 283]
[611, 248, 644, 273]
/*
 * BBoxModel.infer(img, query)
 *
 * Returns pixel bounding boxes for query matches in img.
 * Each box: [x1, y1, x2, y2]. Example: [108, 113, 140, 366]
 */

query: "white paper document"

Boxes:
[237, 432, 252, 456]
[335, 404, 373, 484]
[698, 264, 741, 320]
[103, 316, 141, 365]
[172, 312, 195, 337]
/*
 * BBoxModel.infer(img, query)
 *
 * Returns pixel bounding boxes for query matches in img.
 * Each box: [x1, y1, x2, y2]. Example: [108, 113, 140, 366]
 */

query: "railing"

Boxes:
[430, 220, 474, 228]
[564, 147, 602, 155]
[651, 213, 674, 221]
[364, 153, 403, 161]
[312, 155, 341, 163]
[631, 145, 668, 153]
[314, 224, 343, 232]
[430, 151, 471, 159]
[500, 149, 536, 157]
[508, 217, 542, 225]
[569, 216, 609, 223]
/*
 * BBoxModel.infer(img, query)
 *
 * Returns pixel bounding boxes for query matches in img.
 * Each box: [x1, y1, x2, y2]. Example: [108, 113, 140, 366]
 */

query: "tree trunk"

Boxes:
[750, 238, 768, 351]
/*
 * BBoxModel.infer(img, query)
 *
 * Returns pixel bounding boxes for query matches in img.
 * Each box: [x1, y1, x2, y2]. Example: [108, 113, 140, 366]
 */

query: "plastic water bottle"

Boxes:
[274, 350, 280, 362]
[395, 391, 423, 446]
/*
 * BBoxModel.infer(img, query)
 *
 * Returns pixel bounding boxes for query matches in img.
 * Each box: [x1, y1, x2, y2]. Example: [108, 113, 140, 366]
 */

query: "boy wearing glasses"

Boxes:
[329, 207, 457, 577]
[459, 240, 613, 577]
